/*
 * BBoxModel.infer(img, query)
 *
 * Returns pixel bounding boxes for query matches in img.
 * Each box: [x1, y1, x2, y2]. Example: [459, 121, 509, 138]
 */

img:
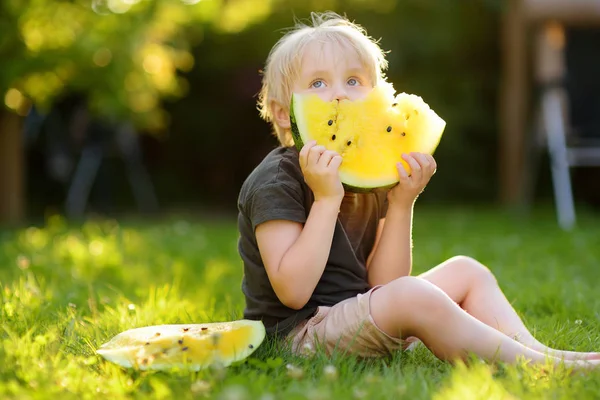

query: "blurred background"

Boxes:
[1, 0, 599, 226]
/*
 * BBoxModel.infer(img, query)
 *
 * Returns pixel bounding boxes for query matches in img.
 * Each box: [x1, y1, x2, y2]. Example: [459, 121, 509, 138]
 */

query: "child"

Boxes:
[237, 11, 600, 369]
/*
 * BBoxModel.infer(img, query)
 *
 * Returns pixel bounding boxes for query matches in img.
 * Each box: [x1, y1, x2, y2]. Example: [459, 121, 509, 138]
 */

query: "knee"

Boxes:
[446, 255, 497, 286]
[386, 276, 446, 310]
[383, 276, 452, 326]
[371, 276, 442, 338]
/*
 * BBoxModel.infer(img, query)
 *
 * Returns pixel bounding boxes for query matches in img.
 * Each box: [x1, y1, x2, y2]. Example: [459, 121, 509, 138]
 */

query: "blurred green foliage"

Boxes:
[5, 0, 513, 213]
[0, 0, 282, 131]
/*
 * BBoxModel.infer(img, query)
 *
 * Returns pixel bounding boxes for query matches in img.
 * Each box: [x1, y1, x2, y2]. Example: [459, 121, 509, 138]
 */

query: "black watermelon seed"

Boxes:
[201, 327, 208, 331]
[249, 344, 254, 349]
[145, 342, 150, 346]
[178, 339, 183, 345]
[328, 120, 333, 126]
[347, 141, 352, 146]
[392, 103, 397, 107]
[183, 328, 189, 332]
[401, 132, 406, 136]
[182, 347, 189, 351]
[386, 126, 392, 132]
[331, 135, 336, 140]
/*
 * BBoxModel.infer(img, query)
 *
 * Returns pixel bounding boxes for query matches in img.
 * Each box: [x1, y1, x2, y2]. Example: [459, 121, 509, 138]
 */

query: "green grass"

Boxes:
[1, 206, 600, 399]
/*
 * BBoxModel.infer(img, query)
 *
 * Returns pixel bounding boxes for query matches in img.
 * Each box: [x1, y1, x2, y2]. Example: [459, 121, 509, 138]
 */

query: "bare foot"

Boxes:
[564, 358, 600, 375]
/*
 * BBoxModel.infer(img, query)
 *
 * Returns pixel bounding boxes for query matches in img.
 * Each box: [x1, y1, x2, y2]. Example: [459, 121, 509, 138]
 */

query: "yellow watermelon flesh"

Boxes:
[96, 320, 265, 371]
[290, 82, 446, 191]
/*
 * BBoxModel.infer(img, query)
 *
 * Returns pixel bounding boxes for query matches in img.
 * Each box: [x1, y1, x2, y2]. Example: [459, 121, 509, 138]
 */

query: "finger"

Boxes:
[318, 150, 337, 167]
[299, 140, 316, 169]
[418, 152, 437, 181]
[397, 161, 410, 183]
[402, 153, 422, 182]
[329, 155, 343, 170]
[412, 152, 431, 172]
[307, 145, 326, 166]
[429, 155, 438, 174]
[421, 154, 436, 177]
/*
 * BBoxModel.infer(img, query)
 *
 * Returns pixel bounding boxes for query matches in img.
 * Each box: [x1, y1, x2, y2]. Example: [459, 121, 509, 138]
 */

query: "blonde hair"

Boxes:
[257, 11, 389, 146]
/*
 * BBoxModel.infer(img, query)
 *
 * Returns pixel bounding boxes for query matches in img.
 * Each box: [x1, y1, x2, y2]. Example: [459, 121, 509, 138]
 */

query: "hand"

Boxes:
[299, 140, 344, 203]
[388, 152, 437, 207]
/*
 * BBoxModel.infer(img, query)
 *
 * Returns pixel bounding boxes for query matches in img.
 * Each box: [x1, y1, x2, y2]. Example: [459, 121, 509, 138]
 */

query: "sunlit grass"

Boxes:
[1, 207, 600, 399]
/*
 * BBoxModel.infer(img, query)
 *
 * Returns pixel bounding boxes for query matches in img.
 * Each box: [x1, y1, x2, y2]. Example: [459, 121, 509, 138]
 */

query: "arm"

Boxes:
[366, 152, 437, 287]
[256, 141, 344, 310]
[366, 218, 385, 269]
[256, 198, 340, 310]
[366, 205, 414, 286]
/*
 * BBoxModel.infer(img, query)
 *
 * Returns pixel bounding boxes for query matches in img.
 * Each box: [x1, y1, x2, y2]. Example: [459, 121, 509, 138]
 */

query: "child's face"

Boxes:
[292, 40, 373, 103]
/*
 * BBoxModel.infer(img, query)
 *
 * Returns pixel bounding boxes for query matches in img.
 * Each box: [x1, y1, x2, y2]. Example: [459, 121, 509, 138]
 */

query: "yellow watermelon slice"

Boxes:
[96, 320, 265, 371]
[290, 81, 446, 192]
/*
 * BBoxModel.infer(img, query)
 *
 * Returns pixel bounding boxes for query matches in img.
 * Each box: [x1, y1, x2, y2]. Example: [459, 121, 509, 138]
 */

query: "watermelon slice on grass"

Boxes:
[96, 320, 266, 371]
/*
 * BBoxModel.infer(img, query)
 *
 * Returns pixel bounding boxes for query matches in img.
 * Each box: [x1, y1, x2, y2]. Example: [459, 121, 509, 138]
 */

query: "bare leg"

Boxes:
[369, 276, 600, 369]
[418, 256, 600, 360]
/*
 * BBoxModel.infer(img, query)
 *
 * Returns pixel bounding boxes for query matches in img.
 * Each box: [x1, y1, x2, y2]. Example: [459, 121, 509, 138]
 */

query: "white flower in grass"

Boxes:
[323, 364, 338, 381]
[286, 363, 304, 379]
[575, 319, 582, 325]
[301, 342, 314, 355]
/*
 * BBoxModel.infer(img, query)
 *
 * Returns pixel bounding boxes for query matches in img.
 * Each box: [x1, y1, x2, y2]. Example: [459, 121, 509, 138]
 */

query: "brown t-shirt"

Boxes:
[237, 146, 389, 336]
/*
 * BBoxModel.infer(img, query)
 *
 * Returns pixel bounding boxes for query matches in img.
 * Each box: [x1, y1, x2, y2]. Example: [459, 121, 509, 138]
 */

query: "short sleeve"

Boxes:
[247, 182, 307, 231]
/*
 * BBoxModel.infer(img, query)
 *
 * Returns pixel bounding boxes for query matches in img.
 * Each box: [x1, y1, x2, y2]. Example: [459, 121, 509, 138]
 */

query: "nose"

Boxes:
[332, 84, 349, 102]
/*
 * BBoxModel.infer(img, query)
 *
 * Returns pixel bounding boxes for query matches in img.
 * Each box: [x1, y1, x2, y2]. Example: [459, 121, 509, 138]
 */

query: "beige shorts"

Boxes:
[287, 286, 413, 358]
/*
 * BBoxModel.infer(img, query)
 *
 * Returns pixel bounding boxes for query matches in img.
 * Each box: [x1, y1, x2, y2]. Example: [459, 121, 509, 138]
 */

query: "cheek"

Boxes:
[315, 91, 333, 102]
[348, 86, 371, 101]
[298, 87, 333, 102]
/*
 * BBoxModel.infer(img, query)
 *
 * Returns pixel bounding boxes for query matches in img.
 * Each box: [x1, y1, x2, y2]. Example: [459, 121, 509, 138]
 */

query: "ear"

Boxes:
[271, 100, 291, 130]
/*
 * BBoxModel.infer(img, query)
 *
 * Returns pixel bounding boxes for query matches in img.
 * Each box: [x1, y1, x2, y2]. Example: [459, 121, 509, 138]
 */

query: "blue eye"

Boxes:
[347, 78, 359, 86]
[311, 80, 324, 88]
